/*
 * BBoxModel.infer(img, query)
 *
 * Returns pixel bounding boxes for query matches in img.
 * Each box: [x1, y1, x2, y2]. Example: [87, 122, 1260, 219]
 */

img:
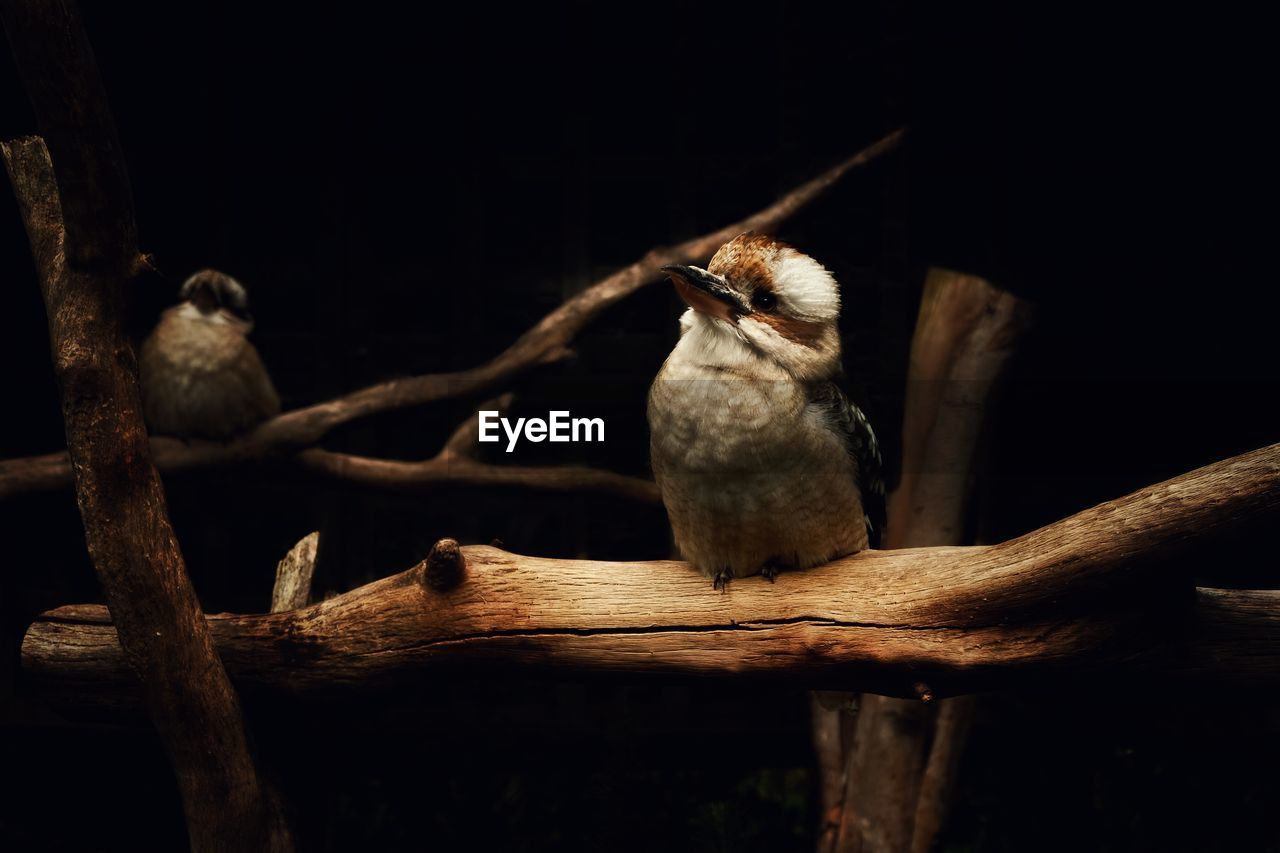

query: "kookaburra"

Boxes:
[139, 269, 281, 440]
[648, 233, 884, 589]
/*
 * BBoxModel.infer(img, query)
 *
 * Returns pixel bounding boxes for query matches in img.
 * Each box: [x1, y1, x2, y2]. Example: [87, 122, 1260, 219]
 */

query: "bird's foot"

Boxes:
[712, 570, 732, 592]
[760, 559, 787, 583]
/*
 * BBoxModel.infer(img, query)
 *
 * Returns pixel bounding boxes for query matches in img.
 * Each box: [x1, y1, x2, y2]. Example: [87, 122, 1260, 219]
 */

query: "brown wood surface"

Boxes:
[885, 268, 1034, 550]
[834, 268, 1035, 853]
[21, 443, 1280, 708]
[821, 268, 1031, 852]
[271, 532, 320, 614]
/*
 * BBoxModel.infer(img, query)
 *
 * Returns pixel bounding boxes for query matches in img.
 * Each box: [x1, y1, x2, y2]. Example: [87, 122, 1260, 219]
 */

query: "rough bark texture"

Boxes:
[20, 443, 1280, 710]
[1, 3, 290, 848]
[0, 128, 905, 499]
[20, 572, 1280, 711]
[885, 268, 1033, 547]
[271, 532, 320, 614]
[423, 537, 467, 591]
[839, 695, 933, 852]
[833, 268, 1034, 853]
[2, 134, 291, 853]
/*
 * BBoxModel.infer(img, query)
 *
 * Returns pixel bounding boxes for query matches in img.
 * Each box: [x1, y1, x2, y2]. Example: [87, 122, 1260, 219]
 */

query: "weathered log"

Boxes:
[0, 128, 905, 500]
[21, 443, 1280, 709]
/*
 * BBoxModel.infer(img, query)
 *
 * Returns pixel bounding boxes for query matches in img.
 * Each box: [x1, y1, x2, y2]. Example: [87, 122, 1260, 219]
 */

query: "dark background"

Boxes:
[1, 1, 1277, 850]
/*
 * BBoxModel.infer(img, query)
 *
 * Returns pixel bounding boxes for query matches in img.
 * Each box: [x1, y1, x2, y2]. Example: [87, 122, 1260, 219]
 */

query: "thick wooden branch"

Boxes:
[2, 3, 289, 847]
[885, 267, 1034, 549]
[834, 268, 1034, 853]
[0, 128, 905, 500]
[22, 444, 1280, 707]
[2, 137, 290, 849]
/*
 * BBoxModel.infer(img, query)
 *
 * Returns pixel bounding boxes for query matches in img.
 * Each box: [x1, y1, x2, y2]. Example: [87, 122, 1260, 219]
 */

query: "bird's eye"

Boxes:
[752, 290, 778, 312]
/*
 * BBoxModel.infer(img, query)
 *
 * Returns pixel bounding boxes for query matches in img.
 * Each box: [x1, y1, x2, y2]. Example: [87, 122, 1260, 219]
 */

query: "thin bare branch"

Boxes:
[0, 128, 906, 499]
[296, 450, 660, 503]
[292, 390, 660, 501]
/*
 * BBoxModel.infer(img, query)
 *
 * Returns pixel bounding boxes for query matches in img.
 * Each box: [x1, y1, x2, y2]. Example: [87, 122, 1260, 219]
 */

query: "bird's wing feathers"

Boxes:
[227, 337, 282, 421]
[807, 379, 886, 548]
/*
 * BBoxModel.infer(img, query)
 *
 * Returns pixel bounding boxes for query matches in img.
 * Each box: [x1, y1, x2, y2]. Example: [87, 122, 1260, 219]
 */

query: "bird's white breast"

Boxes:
[648, 354, 867, 578]
[139, 308, 280, 440]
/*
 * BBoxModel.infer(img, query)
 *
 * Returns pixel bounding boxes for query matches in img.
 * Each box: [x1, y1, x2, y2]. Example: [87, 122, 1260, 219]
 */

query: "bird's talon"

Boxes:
[761, 560, 784, 582]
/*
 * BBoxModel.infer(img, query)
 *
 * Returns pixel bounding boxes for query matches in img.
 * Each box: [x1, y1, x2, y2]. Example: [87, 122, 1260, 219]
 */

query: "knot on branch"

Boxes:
[423, 538, 466, 591]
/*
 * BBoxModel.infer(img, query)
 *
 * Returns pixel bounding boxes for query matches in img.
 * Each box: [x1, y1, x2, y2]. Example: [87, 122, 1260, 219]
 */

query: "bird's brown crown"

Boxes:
[707, 232, 791, 296]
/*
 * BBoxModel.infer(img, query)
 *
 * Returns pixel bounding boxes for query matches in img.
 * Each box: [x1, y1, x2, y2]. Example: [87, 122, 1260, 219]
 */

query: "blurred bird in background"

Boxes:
[139, 269, 281, 440]
[648, 234, 884, 589]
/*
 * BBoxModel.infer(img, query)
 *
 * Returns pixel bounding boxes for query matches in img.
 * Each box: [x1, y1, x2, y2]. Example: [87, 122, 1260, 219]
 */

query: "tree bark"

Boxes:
[20, 444, 1280, 711]
[834, 268, 1033, 852]
[20, 576, 1280, 712]
[838, 694, 933, 852]
[271, 532, 320, 614]
[1, 2, 291, 848]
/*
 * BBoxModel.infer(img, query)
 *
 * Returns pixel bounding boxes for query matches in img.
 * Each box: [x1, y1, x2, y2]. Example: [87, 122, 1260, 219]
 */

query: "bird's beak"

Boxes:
[662, 265, 747, 322]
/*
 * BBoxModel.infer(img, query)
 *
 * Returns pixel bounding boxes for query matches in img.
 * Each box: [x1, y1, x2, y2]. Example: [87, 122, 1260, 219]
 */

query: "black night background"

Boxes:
[1, 1, 1277, 850]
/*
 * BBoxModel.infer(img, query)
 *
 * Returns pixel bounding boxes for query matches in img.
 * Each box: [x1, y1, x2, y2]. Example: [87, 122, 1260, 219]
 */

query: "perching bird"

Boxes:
[648, 233, 884, 589]
[139, 269, 281, 440]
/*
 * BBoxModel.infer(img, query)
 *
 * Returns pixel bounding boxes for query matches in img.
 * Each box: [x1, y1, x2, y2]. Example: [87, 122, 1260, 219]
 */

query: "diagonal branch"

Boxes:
[2, 1, 291, 848]
[0, 128, 905, 500]
[21, 443, 1280, 710]
[2, 136, 291, 851]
